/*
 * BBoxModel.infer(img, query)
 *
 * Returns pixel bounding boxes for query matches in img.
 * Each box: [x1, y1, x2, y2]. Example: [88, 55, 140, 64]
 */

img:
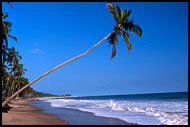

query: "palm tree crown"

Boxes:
[106, 2, 143, 59]
[6, 47, 22, 74]
[2, 12, 18, 50]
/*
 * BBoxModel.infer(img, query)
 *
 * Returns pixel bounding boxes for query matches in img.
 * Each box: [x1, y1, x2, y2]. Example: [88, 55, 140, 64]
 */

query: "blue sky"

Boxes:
[2, 2, 188, 96]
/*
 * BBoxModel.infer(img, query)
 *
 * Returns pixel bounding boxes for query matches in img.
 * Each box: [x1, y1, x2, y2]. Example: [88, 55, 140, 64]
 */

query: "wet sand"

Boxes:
[2, 97, 137, 125]
[2, 98, 67, 125]
[32, 99, 137, 125]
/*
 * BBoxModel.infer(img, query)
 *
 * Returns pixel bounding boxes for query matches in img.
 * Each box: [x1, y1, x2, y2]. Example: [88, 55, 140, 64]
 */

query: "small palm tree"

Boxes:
[2, 2, 143, 108]
[4, 47, 22, 90]
[13, 64, 27, 97]
[2, 12, 18, 49]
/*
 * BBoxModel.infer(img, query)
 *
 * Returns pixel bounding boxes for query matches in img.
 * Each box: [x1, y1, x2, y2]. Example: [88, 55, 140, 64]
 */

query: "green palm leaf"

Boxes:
[107, 31, 119, 59]
[111, 33, 118, 59]
[2, 12, 8, 19]
[2, 22, 8, 33]
[3, 20, 12, 28]
[8, 34, 18, 42]
[8, 29, 12, 32]
[131, 25, 143, 37]
[17, 54, 22, 60]
[116, 5, 123, 22]
[122, 30, 132, 53]
[126, 10, 132, 17]
[122, 20, 134, 31]
[107, 32, 116, 45]
[123, 8, 127, 17]
[121, 8, 128, 24]
[106, 2, 119, 23]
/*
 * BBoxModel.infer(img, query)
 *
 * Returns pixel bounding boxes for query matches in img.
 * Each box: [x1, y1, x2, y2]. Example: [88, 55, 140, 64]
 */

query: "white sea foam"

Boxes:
[39, 98, 188, 125]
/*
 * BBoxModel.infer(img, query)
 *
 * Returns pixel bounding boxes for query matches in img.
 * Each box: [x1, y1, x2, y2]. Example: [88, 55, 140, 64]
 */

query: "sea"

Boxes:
[34, 92, 188, 125]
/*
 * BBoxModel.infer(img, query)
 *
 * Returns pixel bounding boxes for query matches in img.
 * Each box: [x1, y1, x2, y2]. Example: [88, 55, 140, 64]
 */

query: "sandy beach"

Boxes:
[2, 98, 67, 125]
[2, 97, 135, 125]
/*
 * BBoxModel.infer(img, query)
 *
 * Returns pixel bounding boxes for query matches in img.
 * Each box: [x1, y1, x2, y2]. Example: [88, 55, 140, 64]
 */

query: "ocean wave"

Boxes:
[39, 98, 188, 125]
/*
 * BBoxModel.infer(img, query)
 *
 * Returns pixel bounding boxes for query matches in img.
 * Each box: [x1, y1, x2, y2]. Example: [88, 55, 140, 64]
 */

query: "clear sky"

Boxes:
[2, 2, 188, 96]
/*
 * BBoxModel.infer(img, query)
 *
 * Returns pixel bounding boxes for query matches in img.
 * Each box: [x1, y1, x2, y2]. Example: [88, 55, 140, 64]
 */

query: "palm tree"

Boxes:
[7, 74, 15, 98]
[21, 78, 30, 98]
[2, 12, 18, 97]
[4, 47, 22, 92]
[2, 2, 143, 108]
[12, 64, 27, 97]
[2, 62, 8, 100]
[2, 12, 18, 49]
[2, 62, 8, 85]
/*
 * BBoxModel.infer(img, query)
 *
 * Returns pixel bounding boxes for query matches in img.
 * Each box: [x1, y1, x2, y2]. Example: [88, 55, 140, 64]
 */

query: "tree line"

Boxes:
[2, 4, 60, 102]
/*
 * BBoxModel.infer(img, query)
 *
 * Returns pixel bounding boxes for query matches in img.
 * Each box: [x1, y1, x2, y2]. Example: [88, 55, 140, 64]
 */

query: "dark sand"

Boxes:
[2, 98, 67, 125]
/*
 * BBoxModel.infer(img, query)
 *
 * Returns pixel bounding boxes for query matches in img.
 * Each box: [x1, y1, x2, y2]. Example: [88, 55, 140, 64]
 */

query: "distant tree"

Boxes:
[4, 47, 22, 90]
[64, 94, 72, 97]
[11, 64, 27, 97]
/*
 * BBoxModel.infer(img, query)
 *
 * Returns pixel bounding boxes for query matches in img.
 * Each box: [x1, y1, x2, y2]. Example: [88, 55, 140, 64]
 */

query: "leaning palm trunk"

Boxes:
[2, 30, 114, 108]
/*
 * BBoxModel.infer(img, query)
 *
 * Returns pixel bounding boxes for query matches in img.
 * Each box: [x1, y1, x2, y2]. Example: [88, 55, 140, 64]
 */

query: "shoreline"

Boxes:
[32, 98, 137, 125]
[2, 98, 67, 125]
[3, 97, 137, 125]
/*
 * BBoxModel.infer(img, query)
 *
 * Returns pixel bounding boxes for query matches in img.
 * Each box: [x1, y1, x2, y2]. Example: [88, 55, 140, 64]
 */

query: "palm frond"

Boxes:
[106, 2, 119, 23]
[120, 8, 128, 24]
[111, 33, 118, 59]
[123, 8, 127, 16]
[8, 29, 12, 32]
[16, 51, 22, 60]
[122, 30, 132, 53]
[2, 12, 8, 19]
[5, 38, 8, 50]
[2, 22, 8, 33]
[122, 20, 134, 31]
[3, 20, 12, 28]
[23, 68, 27, 72]
[107, 31, 119, 59]
[8, 34, 18, 42]
[111, 43, 117, 59]
[107, 32, 116, 45]
[15, 55, 22, 60]
[116, 5, 123, 23]
[126, 10, 132, 17]
[131, 25, 143, 37]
